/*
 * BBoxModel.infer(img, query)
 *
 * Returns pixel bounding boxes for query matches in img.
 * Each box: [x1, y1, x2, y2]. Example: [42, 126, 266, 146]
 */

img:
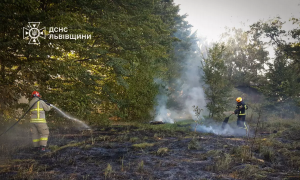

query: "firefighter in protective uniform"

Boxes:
[29, 91, 51, 153]
[233, 97, 248, 130]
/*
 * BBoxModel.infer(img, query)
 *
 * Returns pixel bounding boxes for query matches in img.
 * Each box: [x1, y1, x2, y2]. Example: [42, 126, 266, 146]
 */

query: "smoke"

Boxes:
[153, 33, 208, 123]
[50, 105, 90, 130]
[152, 30, 250, 136]
[154, 94, 174, 123]
[192, 121, 252, 137]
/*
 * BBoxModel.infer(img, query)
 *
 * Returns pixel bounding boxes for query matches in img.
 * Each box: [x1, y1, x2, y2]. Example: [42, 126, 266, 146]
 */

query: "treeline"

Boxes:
[203, 18, 300, 118]
[0, 0, 199, 125]
[1, 1, 299, 124]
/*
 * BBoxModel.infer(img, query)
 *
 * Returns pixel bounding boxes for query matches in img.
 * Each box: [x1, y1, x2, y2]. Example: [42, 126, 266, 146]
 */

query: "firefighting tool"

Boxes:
[221, 114, 234, 129]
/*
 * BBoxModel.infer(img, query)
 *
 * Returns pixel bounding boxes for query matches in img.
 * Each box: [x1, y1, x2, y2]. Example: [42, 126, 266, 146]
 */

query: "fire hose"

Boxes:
[0, 98, 50, 137]
[221, 113, 234, 129]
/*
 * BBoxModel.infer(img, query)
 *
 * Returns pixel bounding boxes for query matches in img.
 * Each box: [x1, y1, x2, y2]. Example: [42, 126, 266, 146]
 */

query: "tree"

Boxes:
[0, 0, 180, 124]
[249, 18, 300, 115]
[221, 28, 269, 87]
[164, 13, 199, 111]
[202, 43, 232, 118]
[262, 55, 300, 116]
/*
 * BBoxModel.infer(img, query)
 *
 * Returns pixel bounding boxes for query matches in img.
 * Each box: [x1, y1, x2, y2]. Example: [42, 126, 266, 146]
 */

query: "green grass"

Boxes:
[132, 143, 155, 149]
[135, 120, 193, 133]
[264, 116, 300, 130]
[129, 137, 140, 143]
[214, 153, 232, 171]
[188, 138, 201, 150]
[48, 141, 84, 153]
[137, 160, 144, 172]
[230, 145, 251, 161]
[259, 146, 275, 162]
[104, 163, 113, 179]
[236, 164, 268, 180]
[156, 147, 168, 156]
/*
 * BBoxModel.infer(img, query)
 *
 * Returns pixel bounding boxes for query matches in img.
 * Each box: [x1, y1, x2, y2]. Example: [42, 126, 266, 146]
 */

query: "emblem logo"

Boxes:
[23, 22, 46, 44]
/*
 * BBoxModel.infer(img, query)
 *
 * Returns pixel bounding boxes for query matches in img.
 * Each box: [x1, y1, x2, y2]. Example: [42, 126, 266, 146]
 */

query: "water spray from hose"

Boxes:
[50, 104, 90, 130]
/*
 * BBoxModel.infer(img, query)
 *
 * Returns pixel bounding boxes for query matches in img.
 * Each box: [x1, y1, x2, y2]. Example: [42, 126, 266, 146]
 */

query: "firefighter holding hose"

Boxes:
[29, 91, 51, 153]
[233, 97, 248, 130]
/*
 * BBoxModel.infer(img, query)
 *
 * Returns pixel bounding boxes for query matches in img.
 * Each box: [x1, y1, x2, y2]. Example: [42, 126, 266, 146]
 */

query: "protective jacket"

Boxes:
[234, 101, 248, 116]
[29, 97, 51, 123]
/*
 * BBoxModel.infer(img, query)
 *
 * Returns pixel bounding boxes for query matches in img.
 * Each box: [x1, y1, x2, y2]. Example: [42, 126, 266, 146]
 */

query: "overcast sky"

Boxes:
[174, 0, 300, 43]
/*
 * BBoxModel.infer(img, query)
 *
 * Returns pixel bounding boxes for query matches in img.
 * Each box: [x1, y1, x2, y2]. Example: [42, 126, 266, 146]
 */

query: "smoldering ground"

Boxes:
[192, 120, 252, 137]
[1, 124, 299, 180]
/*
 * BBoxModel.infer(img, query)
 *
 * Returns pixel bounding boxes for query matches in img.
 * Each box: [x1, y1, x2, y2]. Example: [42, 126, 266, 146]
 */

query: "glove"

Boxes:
[43, 100, 51, 106]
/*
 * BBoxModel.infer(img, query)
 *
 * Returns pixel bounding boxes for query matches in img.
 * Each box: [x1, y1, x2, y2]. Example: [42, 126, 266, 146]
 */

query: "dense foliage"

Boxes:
[0, 0, 299, 124]
[201, 43, 232, 118]
[0, 0, 182, 124]
[202, 18, 300, 118]
[248, 19, 300, 116]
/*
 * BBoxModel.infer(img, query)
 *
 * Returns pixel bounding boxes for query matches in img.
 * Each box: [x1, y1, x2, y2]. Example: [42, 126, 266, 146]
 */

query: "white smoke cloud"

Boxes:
[152, 36, 249, 136]
[184, 87, 206, 120]
[154, 94, 174, 123]
[193, 122, 250, 136]
[153, 40, 208, 123]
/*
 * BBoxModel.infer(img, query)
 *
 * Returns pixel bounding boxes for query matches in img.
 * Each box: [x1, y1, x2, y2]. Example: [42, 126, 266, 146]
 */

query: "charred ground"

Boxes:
[0, 121, 300, 180]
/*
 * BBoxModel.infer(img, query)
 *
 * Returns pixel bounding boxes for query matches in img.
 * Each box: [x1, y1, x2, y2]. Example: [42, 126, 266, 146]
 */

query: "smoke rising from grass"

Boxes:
[154, 36, 208, 123]
[154, 94, 174, 123]
[193, 123, 250, 136]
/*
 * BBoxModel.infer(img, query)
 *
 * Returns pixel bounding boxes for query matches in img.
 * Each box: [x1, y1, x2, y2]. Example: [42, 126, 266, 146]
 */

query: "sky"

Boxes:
[174, 0, 300, 43]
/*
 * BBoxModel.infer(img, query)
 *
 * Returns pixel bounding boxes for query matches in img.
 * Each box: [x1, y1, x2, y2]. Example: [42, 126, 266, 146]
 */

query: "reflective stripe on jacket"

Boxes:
[29, 97, 51, 123]
[234, 101, 248, 116]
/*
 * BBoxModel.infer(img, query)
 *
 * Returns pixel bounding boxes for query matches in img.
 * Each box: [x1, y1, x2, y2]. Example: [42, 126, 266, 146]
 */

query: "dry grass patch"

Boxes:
[132, 143, 155, 149]
[104, 163, 113, 179]
[214, 153, 232, 171]
[230, 145, 251, 162]
[236, 164, 267, 180]
[137, 160, 144, 172]
[188, 138, 202, 150]
[259, 146, 275, 162]
[129, 137, 140, 143]
[156, 147, 168, 156]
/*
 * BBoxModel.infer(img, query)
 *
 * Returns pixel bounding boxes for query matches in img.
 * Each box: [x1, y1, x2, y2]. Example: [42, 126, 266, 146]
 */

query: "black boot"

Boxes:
[40, 146, 51, 153]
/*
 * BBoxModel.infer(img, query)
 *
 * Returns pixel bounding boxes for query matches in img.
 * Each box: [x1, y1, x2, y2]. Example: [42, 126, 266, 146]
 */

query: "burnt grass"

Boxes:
[0, 123, 300, 180]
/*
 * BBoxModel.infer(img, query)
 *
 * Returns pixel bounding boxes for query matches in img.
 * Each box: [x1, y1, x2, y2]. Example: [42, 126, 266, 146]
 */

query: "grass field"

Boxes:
[0, 118, 300, 180]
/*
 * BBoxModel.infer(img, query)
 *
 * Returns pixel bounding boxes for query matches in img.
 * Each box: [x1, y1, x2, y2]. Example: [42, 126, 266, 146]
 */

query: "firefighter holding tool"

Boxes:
[233, 97, 248, 130]
[29, 91, 52, 153]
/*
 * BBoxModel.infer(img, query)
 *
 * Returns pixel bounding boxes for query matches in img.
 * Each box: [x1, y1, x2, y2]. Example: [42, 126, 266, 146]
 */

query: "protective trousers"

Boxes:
[237, 115, 247, 129]
[30, 123, 49, 147]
